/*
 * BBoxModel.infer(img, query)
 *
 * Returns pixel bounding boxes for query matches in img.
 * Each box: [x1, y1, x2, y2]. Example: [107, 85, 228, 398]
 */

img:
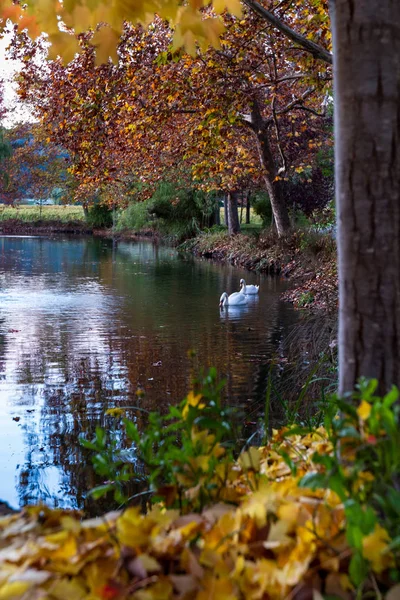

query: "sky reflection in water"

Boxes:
[0, 235, 295, 511]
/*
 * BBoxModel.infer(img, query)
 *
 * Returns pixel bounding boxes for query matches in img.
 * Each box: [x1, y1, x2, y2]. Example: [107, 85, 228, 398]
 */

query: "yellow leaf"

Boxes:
[133, 578, 173, 600]
[46, 578, 87, 600]
[47, 32, 80, 63]
[357, 400, 371, 421]
[189, 455, 211, 472]
[225, 0, 242, 18]
[196, 575, 236, 599]
[239, 447, 261, 472]
[92, 26, 120, 64]
[212, 0, 226, 14]
[362, 524, 394, 573]
[0, 581, 29, 599]
[182, 391, 204, 418]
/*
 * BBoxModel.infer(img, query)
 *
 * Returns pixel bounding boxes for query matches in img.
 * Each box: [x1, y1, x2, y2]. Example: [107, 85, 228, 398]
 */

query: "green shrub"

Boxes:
[116, 199, 152, 231]
[81, 368, 235, 509]
[116, 183, 219, 241]
[86, 203, 113, 228]
[148, 183, 218, 241]
[296, 379, 400, 586]
[251, 191, 272, 227]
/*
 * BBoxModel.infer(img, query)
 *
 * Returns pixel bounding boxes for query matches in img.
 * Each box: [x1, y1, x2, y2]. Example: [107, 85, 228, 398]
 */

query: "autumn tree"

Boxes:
[113, 9, 331, 235]
[12, 6, 331, 235]
[0, 122, 73, 204]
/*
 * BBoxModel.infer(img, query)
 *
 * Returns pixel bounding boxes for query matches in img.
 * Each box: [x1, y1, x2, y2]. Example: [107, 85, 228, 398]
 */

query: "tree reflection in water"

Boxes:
[0, 236, 309, 513]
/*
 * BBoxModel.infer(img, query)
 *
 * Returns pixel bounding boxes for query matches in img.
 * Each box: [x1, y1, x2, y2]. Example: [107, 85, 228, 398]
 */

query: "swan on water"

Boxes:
[219, 291, 247, 308]
[240, 279, 259, 295]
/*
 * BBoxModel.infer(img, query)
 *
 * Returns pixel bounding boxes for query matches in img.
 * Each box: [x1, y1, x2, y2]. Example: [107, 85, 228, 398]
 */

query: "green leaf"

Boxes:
[80, 437, 99, 451]
[123, 419, 140, 443]
[169, 406, 182, 418]
[279, 450, 297, 476]
[90, 484, 113, 499]
[299, 472, 326, 490]
[349, 551, 368, 586]
[194, 416, 229, 432]
[383, 385, 399, 408]
[312, 452, 335, 469]
[346, 525, 364, 551]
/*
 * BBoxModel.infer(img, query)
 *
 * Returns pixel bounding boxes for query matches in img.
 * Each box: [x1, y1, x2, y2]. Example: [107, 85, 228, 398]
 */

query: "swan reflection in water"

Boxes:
[219, 302, 250, 321]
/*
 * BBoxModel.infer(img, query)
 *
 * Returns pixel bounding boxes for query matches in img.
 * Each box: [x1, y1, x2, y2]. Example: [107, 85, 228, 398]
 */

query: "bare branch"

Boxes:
[293, 105, 327, 117]
[242, 0, 333, 65]
[277, 87, 315, 113]
[271, 95, 287, 173]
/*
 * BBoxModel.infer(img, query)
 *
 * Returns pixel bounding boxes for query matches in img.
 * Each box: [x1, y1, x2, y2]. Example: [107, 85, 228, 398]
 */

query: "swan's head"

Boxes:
[219, 292, 228, 308]
[240, 278, 245, 290]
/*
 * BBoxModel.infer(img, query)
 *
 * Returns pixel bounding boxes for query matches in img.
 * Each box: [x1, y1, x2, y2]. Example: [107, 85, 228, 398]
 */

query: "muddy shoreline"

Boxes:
[0, 220, 93, 235]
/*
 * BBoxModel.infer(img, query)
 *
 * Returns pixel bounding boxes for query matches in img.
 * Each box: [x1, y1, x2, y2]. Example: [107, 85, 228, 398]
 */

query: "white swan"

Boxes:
[219, 291, 247, 308]
[240, 278, 259, 295]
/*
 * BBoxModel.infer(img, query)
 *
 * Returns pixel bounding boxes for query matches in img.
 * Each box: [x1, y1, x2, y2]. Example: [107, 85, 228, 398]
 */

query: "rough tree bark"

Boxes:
[331, 0, 400, 394]
[227, 191, 241, 235]
[248, 100, 291, 237]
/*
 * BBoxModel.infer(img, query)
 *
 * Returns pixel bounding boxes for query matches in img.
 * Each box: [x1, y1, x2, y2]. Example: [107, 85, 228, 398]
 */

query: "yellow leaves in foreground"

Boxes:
[0, 0, 232, 62]
[0, 427, 394, 600]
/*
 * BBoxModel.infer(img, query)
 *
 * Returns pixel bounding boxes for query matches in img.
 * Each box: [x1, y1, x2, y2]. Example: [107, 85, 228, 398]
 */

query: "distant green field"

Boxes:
[0, 205, 85, 223]
[219, 207, 263, 227]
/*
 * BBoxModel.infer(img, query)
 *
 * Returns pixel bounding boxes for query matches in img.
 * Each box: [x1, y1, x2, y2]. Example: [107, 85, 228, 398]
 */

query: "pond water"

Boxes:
[0, 235, 298, 511]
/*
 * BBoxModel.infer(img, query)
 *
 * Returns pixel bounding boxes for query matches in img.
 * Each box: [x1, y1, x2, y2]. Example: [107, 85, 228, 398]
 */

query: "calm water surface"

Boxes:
[0, 236, 297, 510]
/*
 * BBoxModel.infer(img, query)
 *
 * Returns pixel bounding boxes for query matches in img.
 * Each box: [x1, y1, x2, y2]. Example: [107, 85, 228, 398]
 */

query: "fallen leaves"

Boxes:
[0, 422, 395, 599]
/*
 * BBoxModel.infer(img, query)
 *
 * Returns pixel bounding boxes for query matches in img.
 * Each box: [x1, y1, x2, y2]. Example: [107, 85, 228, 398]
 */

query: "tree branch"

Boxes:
[293, 105, 327, 117]
[271, 94, 287, 173]
[242, 0, 333, 65]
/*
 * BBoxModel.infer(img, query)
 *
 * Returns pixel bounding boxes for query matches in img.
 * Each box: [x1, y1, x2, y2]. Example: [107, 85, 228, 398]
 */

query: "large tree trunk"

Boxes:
[250, 100, 291, 237]
[227, 191, 241, 235]
[246, 191, 251, 225]
[223, 194, 228, 226]
[331, 0, 400, 394]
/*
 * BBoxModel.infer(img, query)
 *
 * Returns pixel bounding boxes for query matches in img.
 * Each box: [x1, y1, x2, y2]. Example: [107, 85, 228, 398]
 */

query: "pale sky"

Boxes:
[0, 32, 35, 127]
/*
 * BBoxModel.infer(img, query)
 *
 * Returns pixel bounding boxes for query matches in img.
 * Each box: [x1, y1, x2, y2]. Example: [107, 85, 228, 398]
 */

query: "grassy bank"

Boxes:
[0, 204, 91, 234]
[0, 204, 85, 222]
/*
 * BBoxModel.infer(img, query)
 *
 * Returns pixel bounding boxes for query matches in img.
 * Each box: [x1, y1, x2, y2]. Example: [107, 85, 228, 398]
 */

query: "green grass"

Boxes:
[0, 205, 85, 223]
[219, 207, 263, 227]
